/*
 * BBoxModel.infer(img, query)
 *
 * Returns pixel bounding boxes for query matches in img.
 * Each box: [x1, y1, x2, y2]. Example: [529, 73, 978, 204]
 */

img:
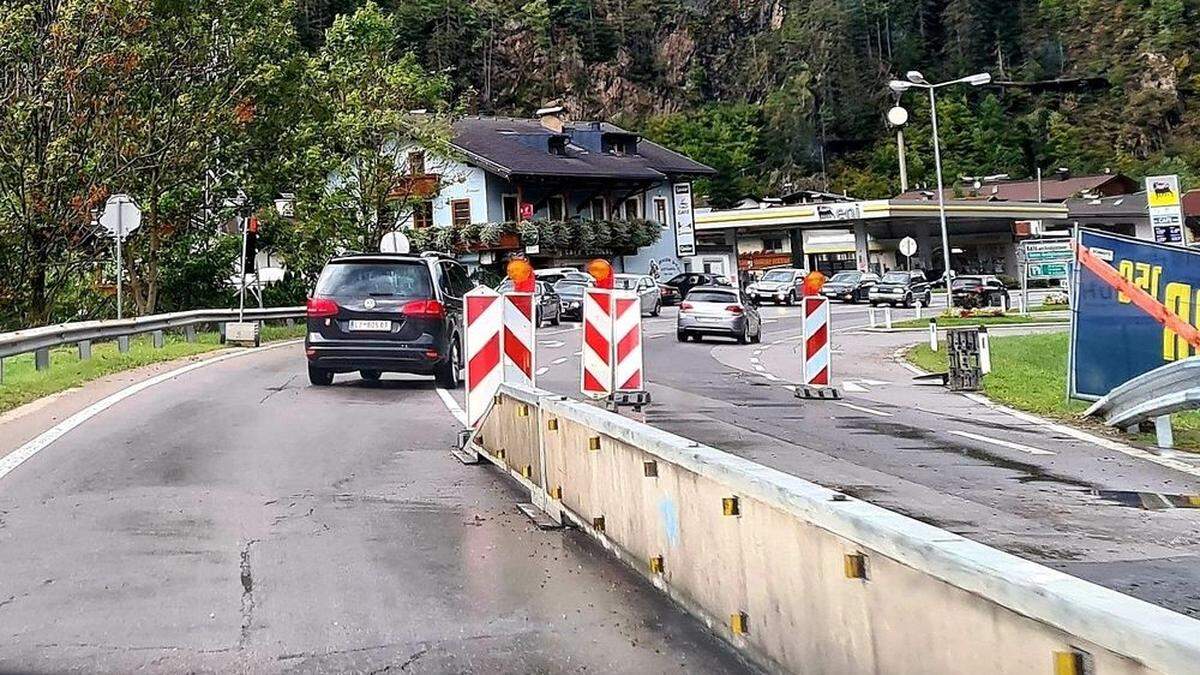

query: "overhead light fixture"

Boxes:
[905, 71, 927, 85]
[963, 73, 992, 86]
[888, 80, 912, 93]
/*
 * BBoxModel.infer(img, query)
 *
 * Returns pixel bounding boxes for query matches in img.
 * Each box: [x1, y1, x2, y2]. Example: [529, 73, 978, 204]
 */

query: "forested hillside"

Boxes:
[3, 0, 1197, 328]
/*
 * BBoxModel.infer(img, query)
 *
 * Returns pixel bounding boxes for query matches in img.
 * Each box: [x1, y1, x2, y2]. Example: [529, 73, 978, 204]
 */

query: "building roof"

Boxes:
[450, 117, 715, 181]
[1064, 192, 1148, 219]
[897, 173, 1137, 203]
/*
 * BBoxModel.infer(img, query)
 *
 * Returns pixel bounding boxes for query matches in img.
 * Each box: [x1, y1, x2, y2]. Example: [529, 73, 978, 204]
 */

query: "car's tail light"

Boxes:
[679, 302, 693, 312]
[725, 305, 744, 315]
[306, 297, 339, 318]
[401, 299, 446, 319]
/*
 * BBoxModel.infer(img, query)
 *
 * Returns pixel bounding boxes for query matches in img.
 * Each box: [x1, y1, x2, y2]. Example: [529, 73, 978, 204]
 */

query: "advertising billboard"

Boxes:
[1070, 228, 1200, 399]
[672, 182, 696, 257]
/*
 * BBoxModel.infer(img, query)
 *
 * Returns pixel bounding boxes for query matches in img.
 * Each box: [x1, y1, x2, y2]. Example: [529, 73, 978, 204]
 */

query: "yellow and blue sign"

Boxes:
[1070, 228, 1200, 399]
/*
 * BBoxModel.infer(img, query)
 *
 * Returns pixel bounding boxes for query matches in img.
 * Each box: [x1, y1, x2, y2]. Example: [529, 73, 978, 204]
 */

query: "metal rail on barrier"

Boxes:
[1084, 357, 1200, 431]
[0, 307, 305, 360]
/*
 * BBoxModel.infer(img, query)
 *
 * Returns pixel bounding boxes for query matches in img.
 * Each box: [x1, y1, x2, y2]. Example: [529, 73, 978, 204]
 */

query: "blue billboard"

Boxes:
[1070, 228, 1200, 399]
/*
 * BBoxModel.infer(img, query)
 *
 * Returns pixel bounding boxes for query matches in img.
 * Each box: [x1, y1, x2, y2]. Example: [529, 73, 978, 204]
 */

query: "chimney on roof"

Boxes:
[1056, 167, 1071, 181]
[536, 101, 566, 134]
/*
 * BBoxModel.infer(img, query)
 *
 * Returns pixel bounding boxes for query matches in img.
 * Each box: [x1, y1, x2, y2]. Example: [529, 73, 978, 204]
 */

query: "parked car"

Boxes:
[819, 270, 880, 304]
[304, 252, 467, 387]
[952, 275, 1010, 309]
[553, 277, 592, 321]
[746, 267, 806, 305]
[614, 273, 663, 316]
[498, 279, 562, 326]
[869, 270, 931, 308]
[534, 267, 582, 284]
[677, 286, 762, 344]
[662, 272, 732, 299]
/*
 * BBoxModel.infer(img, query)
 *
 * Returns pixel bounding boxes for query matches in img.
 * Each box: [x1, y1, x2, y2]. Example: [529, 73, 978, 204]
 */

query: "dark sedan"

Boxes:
[553, 277, 592, 320]
[952, 275, 1010, 309]
[819, 271, 879, 304]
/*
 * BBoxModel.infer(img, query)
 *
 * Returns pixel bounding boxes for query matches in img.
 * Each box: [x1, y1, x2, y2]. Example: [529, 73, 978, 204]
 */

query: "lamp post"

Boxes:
[888, 71, 991, 302]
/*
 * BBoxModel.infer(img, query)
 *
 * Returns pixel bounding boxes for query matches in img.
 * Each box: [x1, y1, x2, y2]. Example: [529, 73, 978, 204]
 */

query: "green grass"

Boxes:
[892, 313, 1068, 329]
[907, 332, 1200, 451]
[0, 323, 305, 415]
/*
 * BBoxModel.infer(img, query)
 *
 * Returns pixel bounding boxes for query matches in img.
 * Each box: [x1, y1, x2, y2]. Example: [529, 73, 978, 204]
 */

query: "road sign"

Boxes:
[99, 194, 142, 240]
[1070, 228, 1200, 399]
[581, 288, 613, 399]
[1146, 175, 1185, 245]
[672, 182, 696, 257]
[1021, 240, 1073, 262]
[380, 231, 410, 253]
[502, 292, 536, 387]
[612, 293, 643, 391]
[465, 287, 502, 427]
[801, 296, 831, 386]
[898, 236, 917, 257]
[1027, 262, 1070, 278]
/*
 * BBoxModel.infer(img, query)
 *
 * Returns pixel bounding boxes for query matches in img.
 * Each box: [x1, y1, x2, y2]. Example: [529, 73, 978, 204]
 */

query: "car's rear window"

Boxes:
[314, 262, 432, 298]
[688, 290, 737, 303]
[881, 272, 910, 283]
[761, 270, 793, 282]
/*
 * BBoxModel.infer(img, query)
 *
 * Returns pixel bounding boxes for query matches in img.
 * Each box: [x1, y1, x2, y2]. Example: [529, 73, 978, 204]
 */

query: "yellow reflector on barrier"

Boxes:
[722, 497, 740, 516]
[588, 436, 601, 451]
[650, 555, 664, 574]
[1054, 650, 1089, 675]
[495, 448, 506, 460]
[493, 394, 503, 405]
[844, 552, 868, 579]
[551, 486, 562, 500]
[521, 464, 532, 478]
[517, 403, 529, 417]
[643, 461, 658, 477]
[547, 418, 559, 431]
[592, 516, 605, 532]
[730, 612, 748, 635]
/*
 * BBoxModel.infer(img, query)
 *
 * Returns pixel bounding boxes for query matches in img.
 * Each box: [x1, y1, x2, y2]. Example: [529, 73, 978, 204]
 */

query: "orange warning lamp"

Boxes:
[587, 258, 614, 289]
[802, 270, 827, 297]
[507, 258, 535, 293]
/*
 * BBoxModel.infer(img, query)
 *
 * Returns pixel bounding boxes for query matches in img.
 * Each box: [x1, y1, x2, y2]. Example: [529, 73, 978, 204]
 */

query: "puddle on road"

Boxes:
[1092, 490, 1200, 510]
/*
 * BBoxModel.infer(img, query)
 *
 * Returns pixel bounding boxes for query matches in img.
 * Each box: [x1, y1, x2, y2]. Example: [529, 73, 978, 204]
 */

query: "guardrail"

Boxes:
[468, 382, 1200, 674]
[1084, 357, 1200, 447]
[0, 307, 305, 367]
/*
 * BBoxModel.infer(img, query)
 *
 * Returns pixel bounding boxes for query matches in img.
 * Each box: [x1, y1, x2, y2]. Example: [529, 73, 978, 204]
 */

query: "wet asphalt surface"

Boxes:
[519, 300, 1200, 619]
[0, 346, 751, 673]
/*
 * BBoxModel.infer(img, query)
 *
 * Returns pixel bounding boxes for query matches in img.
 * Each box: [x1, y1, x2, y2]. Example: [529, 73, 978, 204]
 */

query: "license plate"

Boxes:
[348, 320, 392, 332]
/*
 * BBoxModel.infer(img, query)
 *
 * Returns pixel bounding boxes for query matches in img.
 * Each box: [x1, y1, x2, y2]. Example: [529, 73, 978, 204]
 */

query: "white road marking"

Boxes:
[834, 401, 893, 417]
[540, 340, 565, 348]
[761, 373, 780, 381]
[573, 351, 582, 356]
[552, 357, 568, 365]
[754, 365, 766, 372]
[860, 378, 890, 386]
[435, 387, 467, 425]
[762, 319, 778, 325]
[749, 357, 761, 364]
[949, 430, 1055, 456]
[535, 367, 550, 376]
[782, 385, 797, 392]
[0, 340, 302, 484]
[842, 381, 868, 393]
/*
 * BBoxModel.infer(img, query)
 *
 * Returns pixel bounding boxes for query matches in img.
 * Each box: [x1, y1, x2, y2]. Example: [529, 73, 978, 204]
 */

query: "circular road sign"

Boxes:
[380, 231, 410, 254]
[898, 236, 918, 257]
[887, 106, 909, 127]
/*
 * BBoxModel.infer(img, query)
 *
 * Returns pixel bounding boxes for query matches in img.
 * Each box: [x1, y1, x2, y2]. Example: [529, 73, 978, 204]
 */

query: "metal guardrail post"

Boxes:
[34, 348, 50, 371]
[152, 330, 165, 349]
[77, 340, 92, 360]
[0, 357, 5, 384]
[218, 322, 227, 344]
[1155, 415, 1174, 449]
[117, 336, 130, 354]
[184, 325, 196, 343]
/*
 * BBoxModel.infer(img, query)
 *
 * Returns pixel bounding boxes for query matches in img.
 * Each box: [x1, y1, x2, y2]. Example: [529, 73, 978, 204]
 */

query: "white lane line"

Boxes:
[860, 378, 890, 386]
[842, 381, 868, 393]
[949, 430, 1055, 456]
[540, 340, 565, 348]
[749, 357, 761, 364]
[762, 319, 778, 325]
[782, 385, 797, 392]
[834, 401, 893, 417]
[535, 367, 550, 377]
[0, 341, 302, 484]
[573, 351, 582, 356]
[552, 357, 568, 365]
[435, 387, 467, 425]
[762, 373, 780, 382]
[753, 365, 766, 372]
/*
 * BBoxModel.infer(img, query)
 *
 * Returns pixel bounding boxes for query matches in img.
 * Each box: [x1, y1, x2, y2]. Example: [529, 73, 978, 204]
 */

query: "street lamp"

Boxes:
[887, 71, 991, 301]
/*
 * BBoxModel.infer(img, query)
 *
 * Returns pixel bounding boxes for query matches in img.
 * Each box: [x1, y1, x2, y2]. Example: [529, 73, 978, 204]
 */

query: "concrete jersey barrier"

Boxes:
[470, 382, 1200, 674]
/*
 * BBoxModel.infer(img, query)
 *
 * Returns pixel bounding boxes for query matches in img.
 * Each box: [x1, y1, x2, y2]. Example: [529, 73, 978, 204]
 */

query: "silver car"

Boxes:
[676, 286, 762, 344]
[614, 274, 662, 316]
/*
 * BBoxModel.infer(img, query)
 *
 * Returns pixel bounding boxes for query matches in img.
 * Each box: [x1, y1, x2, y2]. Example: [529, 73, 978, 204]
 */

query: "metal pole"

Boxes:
[238, 214, 248, 323]
[928, 86, 954, 303]
[1036, 167, 1043, 203]
[896, 128, 909, 193]
[116, 203, 123, 320]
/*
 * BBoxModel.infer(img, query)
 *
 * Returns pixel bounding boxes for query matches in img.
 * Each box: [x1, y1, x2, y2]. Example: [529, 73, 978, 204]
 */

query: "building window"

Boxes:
[623, 197, 640, 220]
[451, 199, 471, 226]
[654, 197, 668, 226]
[762, 237, 783, 253]
[548, 195, 566, 221]
[408, 150, 425, 176]
[502, 194, 518, 222]
[412, 200, 433, 229]
[590, 197, 606, 220]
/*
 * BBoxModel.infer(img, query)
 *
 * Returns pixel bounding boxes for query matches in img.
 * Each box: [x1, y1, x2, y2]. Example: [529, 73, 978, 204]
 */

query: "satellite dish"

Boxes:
[886, 106, 909, 127]
[380, 231, 410, 253]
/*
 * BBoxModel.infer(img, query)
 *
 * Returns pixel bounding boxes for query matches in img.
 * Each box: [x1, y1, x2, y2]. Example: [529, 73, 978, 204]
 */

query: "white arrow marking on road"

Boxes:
[949, 430, 1055, 456]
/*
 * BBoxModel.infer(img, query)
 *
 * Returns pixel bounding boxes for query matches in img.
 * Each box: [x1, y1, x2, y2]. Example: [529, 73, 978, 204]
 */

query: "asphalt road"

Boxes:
[0, 345, 751, 673]
[511, 300, 1200, 619]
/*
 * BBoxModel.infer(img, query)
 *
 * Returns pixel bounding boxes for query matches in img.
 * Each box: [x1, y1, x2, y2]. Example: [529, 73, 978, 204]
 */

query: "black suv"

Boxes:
[304, 253, 470, 387]
[868, 270, 932, 308]
[663, 272, 731, 299]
